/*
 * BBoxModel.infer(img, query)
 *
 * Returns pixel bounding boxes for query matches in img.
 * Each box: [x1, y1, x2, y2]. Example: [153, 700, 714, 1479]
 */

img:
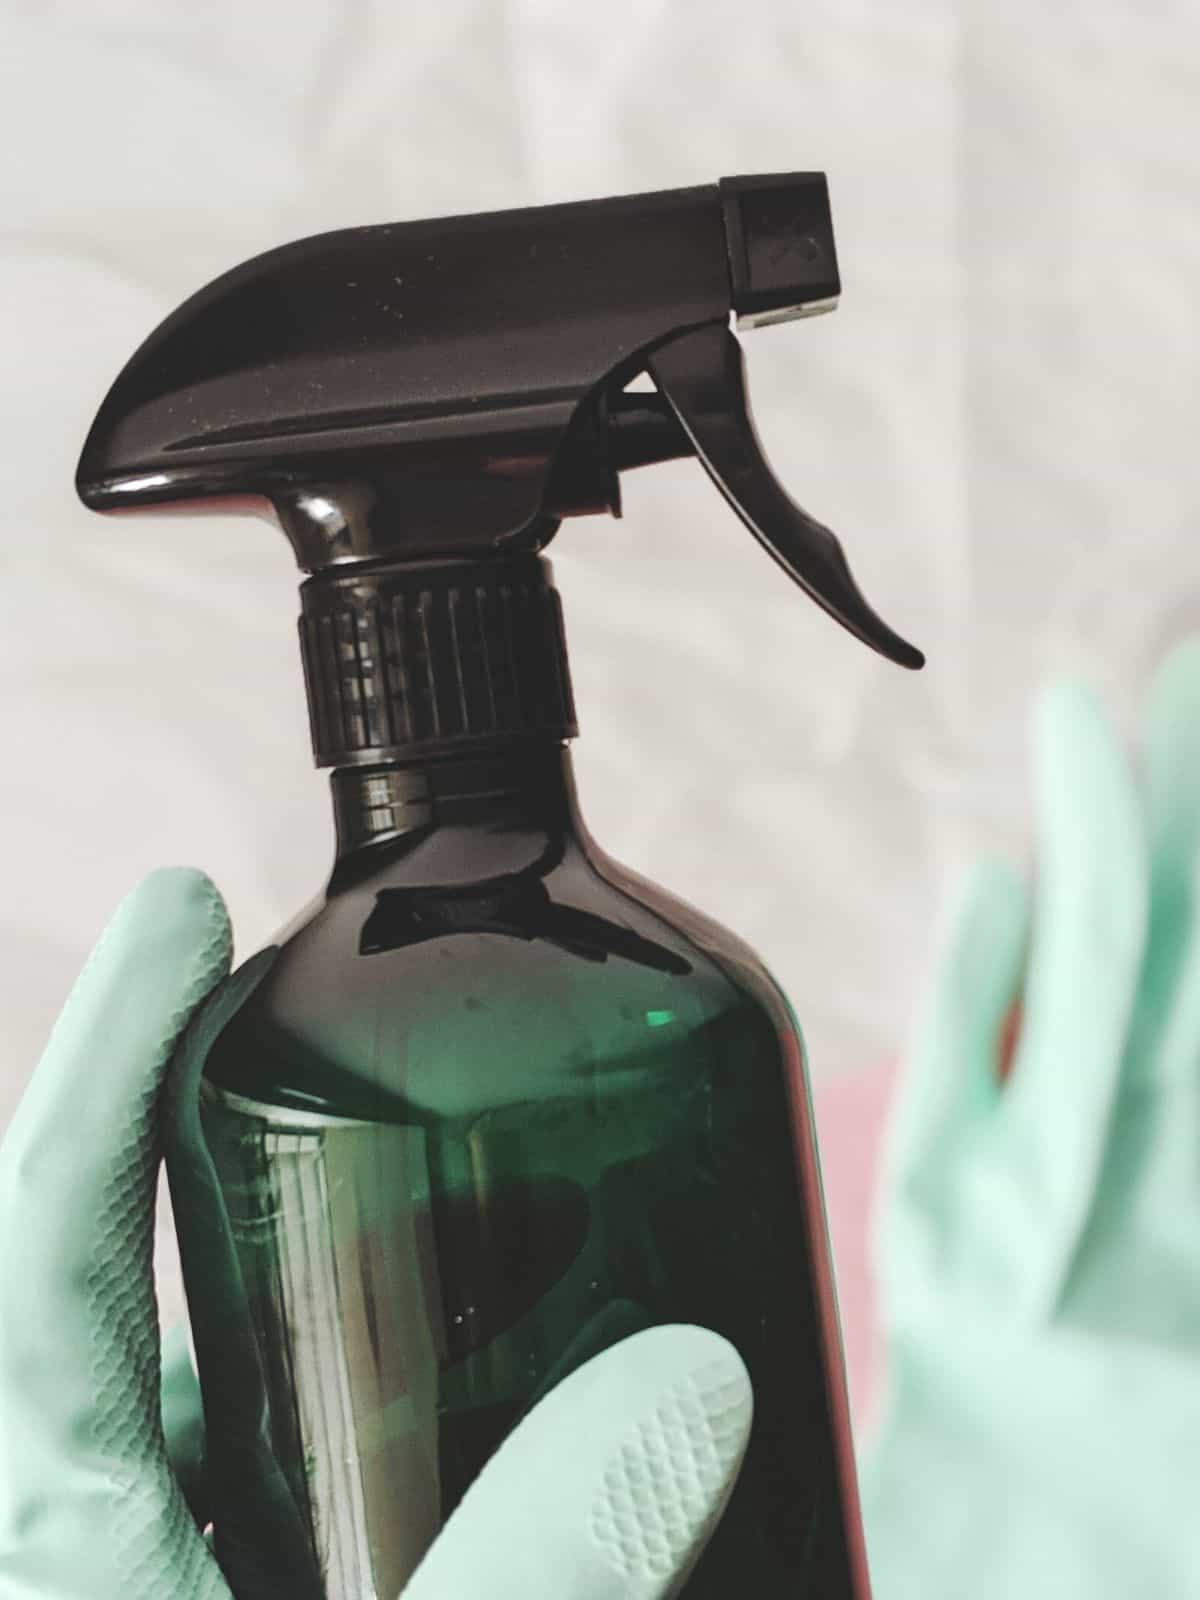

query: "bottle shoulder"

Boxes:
[581, 835, 791, 1008]
[205, 831, 796, 1120]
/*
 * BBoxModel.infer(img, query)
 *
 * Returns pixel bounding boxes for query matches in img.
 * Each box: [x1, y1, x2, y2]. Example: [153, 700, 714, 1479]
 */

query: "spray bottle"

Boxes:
[77, 173, 922, 1598]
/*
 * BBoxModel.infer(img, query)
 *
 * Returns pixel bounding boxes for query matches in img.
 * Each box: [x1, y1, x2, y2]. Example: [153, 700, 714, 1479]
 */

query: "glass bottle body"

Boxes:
[197, 748, 868, 1597]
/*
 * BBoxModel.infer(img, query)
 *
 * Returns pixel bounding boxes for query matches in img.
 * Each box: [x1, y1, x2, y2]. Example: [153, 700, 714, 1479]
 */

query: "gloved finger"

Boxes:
[161, 1324, 210, 1532]
[1135, 637, 1200, 1086]
[876, 856, 1028, 1284]
[1000, 679, 1147, 1306]
[0, 867, 234, 1598]
[401, 1325, 752, 1600]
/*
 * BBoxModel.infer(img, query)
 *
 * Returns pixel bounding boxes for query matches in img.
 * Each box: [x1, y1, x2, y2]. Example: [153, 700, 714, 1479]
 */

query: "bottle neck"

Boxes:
[329, 740, 583, 871]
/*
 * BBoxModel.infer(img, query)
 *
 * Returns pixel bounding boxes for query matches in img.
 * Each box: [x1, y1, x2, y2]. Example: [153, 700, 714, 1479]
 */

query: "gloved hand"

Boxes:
[0, 869, 751, 1600]
[861, 639, 1200, 1599]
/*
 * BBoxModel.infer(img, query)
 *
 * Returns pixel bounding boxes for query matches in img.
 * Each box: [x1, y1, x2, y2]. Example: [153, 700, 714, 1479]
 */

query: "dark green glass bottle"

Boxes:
[200, 740, 867, 1598]
[75, 173, 922, 1600]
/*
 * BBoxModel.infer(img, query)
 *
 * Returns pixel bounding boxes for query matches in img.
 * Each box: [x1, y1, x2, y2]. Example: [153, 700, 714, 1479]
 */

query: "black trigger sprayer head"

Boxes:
[77, 171, 923, 757]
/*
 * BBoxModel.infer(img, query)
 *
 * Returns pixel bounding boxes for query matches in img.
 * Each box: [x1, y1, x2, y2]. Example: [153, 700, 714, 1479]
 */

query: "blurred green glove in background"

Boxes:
[0, 869, 749, 1600]
[862, 639, 1200, 1598]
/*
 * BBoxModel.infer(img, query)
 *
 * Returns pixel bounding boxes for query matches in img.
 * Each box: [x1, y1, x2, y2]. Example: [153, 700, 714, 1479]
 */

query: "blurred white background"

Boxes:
[2, 0, 1199, 1137]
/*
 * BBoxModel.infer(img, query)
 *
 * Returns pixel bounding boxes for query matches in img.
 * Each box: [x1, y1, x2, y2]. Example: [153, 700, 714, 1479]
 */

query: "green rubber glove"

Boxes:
[0, 869, 751, 1599]
[862, 639, 1200, 1598]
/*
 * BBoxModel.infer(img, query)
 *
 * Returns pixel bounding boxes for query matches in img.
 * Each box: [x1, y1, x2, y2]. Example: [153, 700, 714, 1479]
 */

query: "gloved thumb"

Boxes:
[0, 867, 233, 1598]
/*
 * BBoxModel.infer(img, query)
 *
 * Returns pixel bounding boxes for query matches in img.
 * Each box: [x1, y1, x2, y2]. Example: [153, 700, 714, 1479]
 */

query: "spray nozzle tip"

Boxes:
[720, 173, 841, 329]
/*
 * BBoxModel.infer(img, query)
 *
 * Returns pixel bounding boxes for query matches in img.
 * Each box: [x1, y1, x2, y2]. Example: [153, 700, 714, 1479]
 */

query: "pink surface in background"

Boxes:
[812, 1061, 898, 1428]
